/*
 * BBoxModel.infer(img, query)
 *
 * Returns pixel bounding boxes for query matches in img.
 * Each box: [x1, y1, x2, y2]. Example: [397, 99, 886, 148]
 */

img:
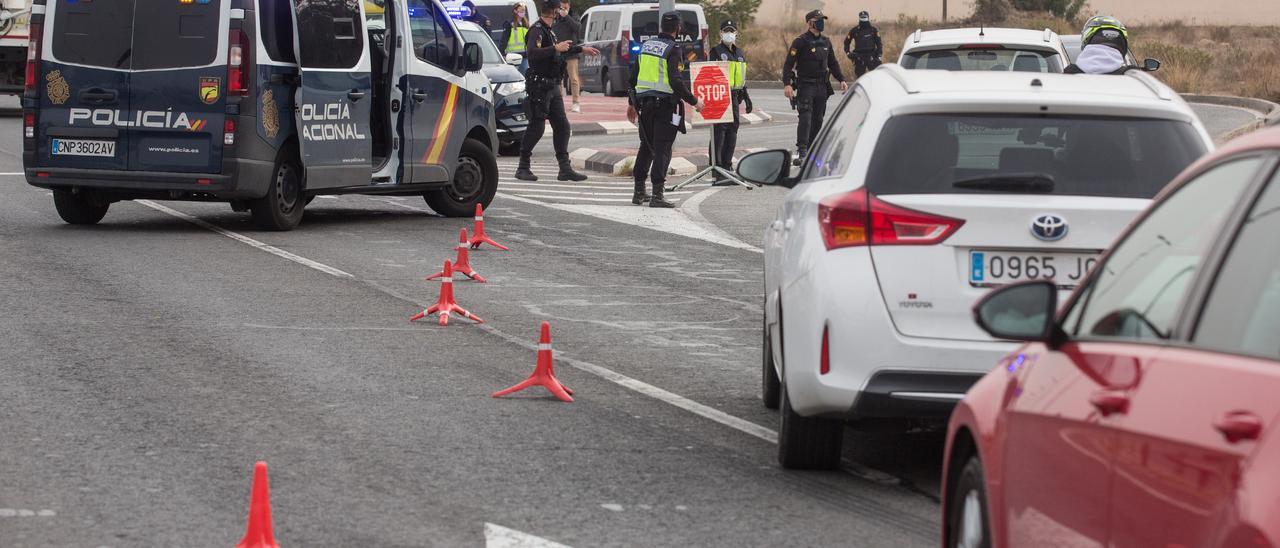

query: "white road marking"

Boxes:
[243, 323, 429, 332]
[500, 194, 635, 203]
[599, 504, 624, 512]
[0, 508, 56, 517]
[135, 200, 355, 279]
[0, 172, 24, 176]
[485, 523, 571, 548]
[673, 186, 763, 254]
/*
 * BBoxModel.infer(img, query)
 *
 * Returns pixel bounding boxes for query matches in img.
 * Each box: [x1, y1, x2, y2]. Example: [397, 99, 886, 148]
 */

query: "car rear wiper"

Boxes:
[951, 172, 1056, 192]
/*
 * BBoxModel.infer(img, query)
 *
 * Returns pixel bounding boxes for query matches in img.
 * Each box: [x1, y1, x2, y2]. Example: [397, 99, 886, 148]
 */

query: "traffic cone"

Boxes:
[469, 204, 509, 251]
[235, 461, 279, 548]
[492, 322, 573, 402]
[410, 259, 483, 326]
[428, 228, 486, 283]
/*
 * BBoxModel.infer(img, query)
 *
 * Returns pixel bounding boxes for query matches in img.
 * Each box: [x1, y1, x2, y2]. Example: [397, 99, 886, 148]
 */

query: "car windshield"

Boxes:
[51, 0, 223, 70]
[461, 27, 506, 65]
[866, 114, 1207, 199]
[902, 48, 1064, 73]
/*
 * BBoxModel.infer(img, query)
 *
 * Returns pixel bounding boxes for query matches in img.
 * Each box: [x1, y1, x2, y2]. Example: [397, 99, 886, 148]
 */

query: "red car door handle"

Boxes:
[1214, 411, 1264, 443]
[1089, 391, 1129, 417]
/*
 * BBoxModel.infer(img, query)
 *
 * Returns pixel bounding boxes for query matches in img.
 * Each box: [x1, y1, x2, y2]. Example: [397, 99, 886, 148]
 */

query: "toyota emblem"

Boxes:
[1031, 214, 1068, 241]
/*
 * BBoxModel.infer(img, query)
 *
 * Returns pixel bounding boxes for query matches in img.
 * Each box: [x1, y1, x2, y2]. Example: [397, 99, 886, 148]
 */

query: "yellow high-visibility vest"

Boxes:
[507, 26, 528, 53]
[728, 60, 746, 89]
[635, 39, 673, 95]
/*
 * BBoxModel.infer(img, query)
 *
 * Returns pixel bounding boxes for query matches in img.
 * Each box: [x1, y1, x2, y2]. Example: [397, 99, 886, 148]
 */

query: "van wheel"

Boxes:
[778, 377, 844, 470]
[52, 190, 109, 225]
[762, 312, 781, 410]
[250, 148, 304, 231]
[603, 72, 617, 97]
[947, 455, 992, 548]
[424, 138, 497, 217]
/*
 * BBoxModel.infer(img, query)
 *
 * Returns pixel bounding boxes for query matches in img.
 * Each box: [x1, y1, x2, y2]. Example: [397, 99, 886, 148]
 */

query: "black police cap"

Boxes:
[720, 19, 736, 31]
[540, 0, 561, 12]
[661, 11, 681, 24]
[804, 9, 827, 21]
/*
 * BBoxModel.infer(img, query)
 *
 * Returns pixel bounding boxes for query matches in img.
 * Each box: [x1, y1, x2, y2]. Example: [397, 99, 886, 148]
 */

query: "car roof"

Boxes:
[861, 66, 1199, 122]
[586, 3, 705, 13]
[906, 27, 1060, 50]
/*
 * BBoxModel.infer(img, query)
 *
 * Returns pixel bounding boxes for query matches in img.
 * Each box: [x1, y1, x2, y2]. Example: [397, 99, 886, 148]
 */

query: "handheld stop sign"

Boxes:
[690, 61, 733, 124]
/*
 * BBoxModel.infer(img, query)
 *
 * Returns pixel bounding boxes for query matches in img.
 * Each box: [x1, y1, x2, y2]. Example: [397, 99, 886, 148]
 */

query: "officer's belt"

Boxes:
[637, 95, 676, 108]
[527, 73, 562, 85]
[795, 75, 829, 84]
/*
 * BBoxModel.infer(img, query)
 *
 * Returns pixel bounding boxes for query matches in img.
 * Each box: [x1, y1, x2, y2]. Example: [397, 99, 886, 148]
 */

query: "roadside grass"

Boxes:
[741, 12, 1280, 102]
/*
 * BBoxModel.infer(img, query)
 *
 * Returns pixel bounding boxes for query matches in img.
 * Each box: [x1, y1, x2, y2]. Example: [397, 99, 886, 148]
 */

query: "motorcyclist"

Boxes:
[1065, 16, 1135, 75]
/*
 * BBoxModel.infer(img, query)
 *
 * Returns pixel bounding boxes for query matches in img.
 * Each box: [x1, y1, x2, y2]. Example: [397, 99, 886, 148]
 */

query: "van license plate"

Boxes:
[969, 250, 1099, 289]
[52, 138, 116, 157]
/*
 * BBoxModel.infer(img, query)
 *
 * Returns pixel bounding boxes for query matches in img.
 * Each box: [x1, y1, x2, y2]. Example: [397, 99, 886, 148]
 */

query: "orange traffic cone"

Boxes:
[492, 322, 573, 402]
[411, 260, 483, 326]
[469, 204, 509, 251]
[235, 461, 279, 548]
[428, 228, 486, 283]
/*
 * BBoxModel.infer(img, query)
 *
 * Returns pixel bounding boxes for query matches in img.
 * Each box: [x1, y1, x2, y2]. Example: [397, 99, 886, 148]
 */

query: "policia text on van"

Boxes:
[23, 0, 501, 231]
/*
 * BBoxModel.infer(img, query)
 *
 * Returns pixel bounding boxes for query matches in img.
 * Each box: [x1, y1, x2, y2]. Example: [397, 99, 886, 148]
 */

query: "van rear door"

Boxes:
[126, 0, 227, 173]
[292, 0, 373, 190]
[41, 0, 135, 172]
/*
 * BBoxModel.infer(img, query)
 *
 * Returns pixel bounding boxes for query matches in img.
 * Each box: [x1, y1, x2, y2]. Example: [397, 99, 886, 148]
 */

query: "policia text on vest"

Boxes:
[627, 12, 704, 209]
[783, 10, 848, 165]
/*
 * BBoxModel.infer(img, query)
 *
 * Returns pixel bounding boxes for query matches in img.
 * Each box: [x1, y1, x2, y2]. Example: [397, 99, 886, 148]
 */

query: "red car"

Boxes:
[943, 125, 1280, 548]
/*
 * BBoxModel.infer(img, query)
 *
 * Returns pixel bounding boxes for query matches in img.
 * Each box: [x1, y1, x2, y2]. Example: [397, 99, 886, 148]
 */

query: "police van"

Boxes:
[577, 0, 707, 96]
[23, 0, 499, 230]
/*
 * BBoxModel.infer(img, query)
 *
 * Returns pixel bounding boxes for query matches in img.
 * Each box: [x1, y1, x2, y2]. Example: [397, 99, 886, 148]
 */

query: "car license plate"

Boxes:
[51, 138, 116, 157]
[969, 250, 1099, 288]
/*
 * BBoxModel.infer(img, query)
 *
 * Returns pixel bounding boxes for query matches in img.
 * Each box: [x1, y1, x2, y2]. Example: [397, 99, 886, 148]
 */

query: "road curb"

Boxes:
[570, 147, 770, 177]
[570, 109, 775, 135]
[1183, 93, 1280, 142]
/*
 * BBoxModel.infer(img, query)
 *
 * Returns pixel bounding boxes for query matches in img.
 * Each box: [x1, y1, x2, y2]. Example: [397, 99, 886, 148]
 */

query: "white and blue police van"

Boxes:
[23, 0, 499, 230]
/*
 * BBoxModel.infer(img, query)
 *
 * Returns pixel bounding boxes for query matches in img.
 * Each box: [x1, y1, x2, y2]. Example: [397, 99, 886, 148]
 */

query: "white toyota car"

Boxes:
[899, 27, 1070, 72]
[736, 65, 1213, 469]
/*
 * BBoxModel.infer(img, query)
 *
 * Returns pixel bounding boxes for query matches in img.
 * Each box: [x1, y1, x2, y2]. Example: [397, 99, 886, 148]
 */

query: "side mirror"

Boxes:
[973, 280, 1058, 342]
[462, 42, 483, 72]
[505, 52, 523, 65]
[1143, 58, 1161, 72]
[736, 149, 796, 188]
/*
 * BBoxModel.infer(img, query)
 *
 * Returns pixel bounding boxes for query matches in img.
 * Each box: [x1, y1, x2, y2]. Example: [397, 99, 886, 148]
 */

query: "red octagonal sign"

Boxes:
[692, 63, 731, 122]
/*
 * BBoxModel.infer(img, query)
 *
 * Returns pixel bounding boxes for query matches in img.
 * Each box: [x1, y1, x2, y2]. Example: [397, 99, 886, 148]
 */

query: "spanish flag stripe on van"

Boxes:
[424, 84, 459, 164]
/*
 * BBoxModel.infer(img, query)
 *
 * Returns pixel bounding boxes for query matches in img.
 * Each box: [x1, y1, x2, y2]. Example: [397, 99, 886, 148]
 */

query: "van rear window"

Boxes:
[52, 0, 136, 69]
[631, 10, 698, 43]
[51, 0, 222, 70]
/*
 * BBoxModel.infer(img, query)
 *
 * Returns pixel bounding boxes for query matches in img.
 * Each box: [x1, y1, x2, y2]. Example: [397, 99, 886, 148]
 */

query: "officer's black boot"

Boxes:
[556, 154, 588, 182]
[632, 192, 651, 205]
[515, 155, 537, 181]
[649, 189, 676, 208]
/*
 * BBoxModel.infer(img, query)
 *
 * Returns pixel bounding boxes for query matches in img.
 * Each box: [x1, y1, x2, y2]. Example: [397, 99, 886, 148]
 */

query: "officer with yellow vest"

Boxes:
[626, 12, 703, 208]
[707, 19, 752, 186]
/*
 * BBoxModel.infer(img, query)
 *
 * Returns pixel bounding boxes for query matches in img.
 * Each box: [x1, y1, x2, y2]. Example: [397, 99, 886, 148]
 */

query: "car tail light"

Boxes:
[223, 119, 236, 145]
[620, 30, 632, 61]
[23, 111, 35, 139]
[819, 326, 830, 375]
[24, 22, 42, 94]
[228, 29, 248, 95]
[818, 188, 964, 250]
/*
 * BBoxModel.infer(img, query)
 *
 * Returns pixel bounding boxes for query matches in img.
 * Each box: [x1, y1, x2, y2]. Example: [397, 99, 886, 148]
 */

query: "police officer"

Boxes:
[708, 19, 753, 186]
[626, 12, 703, 208]
[461, 0, 492, 32]
[783, 10, 847, 166]
[515, 0, 599, 182]
[843, 11, 882, 78]
[1065, 16, 1135, 75]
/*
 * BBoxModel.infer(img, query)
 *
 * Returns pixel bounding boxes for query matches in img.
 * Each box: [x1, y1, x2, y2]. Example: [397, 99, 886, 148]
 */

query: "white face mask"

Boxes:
[721, 32, 736, 44]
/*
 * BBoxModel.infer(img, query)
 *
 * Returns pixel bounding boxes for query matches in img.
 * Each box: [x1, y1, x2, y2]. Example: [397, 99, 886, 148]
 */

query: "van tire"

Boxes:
[424, 138, 497, 217]
[52, 190, 109, 225]
[603, 71, 618, 97]
[250, 148, 305, 231]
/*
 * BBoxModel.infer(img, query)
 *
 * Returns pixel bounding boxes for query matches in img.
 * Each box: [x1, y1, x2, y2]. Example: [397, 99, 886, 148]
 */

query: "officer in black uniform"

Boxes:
[461, 0, 492, 32]
[708, 19, 753, 186]
[843, 11, 882, 78]
[783, 10, 847, 166]
[515, 0, 599, 182]
[626, 12, 703, 208]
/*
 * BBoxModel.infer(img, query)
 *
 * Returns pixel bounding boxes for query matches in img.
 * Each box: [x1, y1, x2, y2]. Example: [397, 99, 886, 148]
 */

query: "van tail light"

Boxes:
[223, 119, 236, 145]
[819, 326, 830, 375]
[24, 22, 42, 94]
[817, 188, 964, 250]
[23, 111, 35, 139]
[620, 30, 632, 61]
[228, 29, 249, 95]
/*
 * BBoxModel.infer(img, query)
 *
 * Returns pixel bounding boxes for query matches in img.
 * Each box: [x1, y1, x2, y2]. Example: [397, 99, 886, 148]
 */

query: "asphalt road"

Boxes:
[0, 91, 1258, 546]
